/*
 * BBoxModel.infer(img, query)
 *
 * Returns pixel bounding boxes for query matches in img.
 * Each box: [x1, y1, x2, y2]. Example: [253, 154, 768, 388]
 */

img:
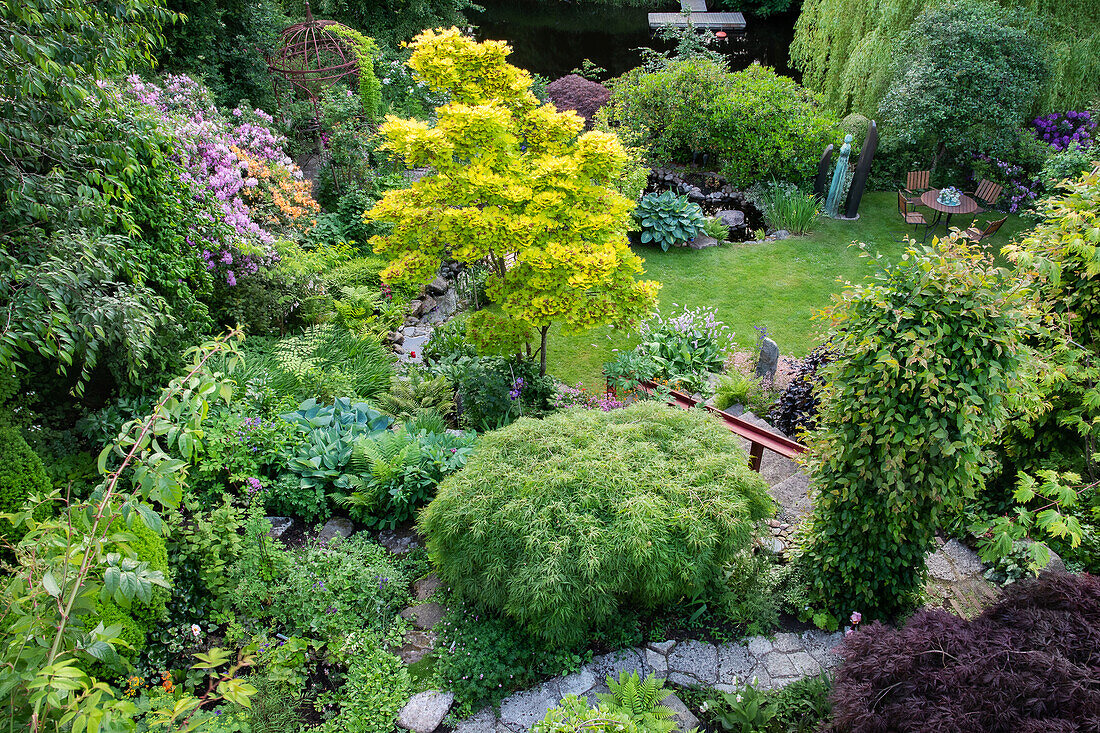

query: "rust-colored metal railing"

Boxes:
[630, 379, 807, 472]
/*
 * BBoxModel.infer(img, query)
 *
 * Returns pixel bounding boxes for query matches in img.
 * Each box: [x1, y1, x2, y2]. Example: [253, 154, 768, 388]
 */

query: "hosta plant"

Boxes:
[635, 190, 706, 251]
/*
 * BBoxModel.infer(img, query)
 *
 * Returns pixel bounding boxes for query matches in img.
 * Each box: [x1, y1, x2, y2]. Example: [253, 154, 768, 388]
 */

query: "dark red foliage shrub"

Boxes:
[768, 343, 833, 437]
[827, 572, 1100, 732]
[546, 75, 610, 125]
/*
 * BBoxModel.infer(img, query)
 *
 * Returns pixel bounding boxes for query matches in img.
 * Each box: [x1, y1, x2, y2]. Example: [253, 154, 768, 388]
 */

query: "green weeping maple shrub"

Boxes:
[419, 401, 774, 646]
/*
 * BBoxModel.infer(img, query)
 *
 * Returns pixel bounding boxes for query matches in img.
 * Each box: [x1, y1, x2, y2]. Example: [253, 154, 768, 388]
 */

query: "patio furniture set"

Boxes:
[897, 170, 1008, 243]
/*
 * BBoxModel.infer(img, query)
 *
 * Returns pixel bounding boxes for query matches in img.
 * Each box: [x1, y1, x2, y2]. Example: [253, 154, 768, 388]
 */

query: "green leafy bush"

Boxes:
[88, 519, 171, 670]
[637, 305, 732, 393]
[420, 402, 774, 646]
[878, 0, 1051, 170]
[454, 357, 555, 432]
[240, 325, 395, 403]
[1040, 143, 1095, 190]
[435, 601, 586, 715]
[318, 631, 410, 733]
[375, 370, 456, 423]
[598, 672, 676, 733]
[797, 239, 1029, 622]
[752, 183, 822, 235]
[601, 59, 839, 187]
[0, 426, 50, 548]
[421, 314, 476, 366]
[714, 373, 763, 411]
[701, 217, 730, 244]
[635, 191, 706, 251]
[265, 534, 408, 642]
[534, 697, 643, 733]
[278, 398, 392, 517]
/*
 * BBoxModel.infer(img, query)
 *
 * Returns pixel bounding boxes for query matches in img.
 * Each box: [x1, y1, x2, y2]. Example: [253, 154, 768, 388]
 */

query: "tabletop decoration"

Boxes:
[936, 187, 962, 207]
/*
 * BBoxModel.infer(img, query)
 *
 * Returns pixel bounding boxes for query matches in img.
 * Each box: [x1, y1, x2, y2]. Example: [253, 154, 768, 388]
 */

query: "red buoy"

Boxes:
[715, 31, 727, 38]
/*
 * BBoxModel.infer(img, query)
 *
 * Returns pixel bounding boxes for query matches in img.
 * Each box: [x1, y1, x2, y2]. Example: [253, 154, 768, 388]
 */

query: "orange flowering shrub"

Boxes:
[233, 145, 320, 235]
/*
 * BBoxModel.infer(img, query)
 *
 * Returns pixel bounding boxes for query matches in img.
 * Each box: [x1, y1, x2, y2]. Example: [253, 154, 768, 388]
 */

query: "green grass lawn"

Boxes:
[546, 191, 1033, 387]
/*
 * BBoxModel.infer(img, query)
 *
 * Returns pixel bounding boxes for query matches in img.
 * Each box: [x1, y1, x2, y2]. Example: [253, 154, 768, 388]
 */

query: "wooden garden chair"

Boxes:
[965, 179, 1003, 213]
[902, 170, 931, 205]
[897, 191, 930, 240]
[962, 216, 1008, 244]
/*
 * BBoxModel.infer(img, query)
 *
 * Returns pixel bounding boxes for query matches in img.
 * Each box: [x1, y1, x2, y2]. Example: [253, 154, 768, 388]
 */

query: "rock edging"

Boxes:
[452, 630, 843, 733]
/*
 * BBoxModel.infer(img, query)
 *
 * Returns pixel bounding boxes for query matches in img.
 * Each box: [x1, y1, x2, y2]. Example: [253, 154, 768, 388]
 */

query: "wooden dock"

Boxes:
[649, 11, 746, 30]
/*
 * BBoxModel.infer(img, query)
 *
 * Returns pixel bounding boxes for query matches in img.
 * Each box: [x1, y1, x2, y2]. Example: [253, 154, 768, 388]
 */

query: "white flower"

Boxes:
[190, 624, 201, 638]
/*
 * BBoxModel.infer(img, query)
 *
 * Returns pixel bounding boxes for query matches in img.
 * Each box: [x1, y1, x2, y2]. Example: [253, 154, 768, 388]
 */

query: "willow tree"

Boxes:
[791, 0, 1100, 115]
[366, 28, 659, 375]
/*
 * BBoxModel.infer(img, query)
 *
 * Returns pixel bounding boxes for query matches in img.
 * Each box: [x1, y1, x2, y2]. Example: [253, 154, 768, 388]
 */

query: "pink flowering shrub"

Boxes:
[551, 383, 626, 411]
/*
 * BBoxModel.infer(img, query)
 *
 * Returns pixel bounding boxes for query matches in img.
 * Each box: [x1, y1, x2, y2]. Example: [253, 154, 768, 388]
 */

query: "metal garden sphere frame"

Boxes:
[266, 2, 360, 107]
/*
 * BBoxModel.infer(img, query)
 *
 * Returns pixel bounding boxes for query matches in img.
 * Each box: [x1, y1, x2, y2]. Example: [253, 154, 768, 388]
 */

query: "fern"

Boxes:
[597, 672, 676, 733]
[404, 408, 448, 436]
[240, 324, 394, 401]
[376, 370, 455, 422]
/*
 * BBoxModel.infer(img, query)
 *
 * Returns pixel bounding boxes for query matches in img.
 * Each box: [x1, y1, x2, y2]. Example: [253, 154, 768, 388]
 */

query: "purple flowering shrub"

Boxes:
[116, 75, 329, 333]
[120, 76, 318, 285]
[1032, 110, 1096, 151]
[971, 152, 1044, 213]
[827, 572, 1100, 732]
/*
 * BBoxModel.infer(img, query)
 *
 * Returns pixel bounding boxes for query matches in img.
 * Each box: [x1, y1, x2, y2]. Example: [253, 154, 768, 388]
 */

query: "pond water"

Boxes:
[471, 0, 799, 82]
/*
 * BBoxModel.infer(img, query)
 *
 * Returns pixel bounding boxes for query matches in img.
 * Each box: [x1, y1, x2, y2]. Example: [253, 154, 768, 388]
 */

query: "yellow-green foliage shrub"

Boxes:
[419, 401, 774, 647]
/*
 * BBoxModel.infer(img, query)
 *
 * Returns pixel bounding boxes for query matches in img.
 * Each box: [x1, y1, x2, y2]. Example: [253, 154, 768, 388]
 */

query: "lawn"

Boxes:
[546, 190, 1033, 387]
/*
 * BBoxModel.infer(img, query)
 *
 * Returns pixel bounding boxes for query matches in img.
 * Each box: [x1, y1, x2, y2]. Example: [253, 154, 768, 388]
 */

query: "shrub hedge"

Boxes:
[419, 401, 774, 646]
[0, 426, 51, 548]
[600, 59, 839, 187]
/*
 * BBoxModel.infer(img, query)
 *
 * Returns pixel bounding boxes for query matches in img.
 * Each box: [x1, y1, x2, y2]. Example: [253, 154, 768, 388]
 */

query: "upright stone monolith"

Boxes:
[844, 121, 879, 219]
[813, 144, 834, 198]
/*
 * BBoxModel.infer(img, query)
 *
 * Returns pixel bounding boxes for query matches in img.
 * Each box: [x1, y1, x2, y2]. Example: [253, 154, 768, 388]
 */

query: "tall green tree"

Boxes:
[366, 29, 659, 375]
[0, 0, 218, 399]
[877, 0, 1050, 169]
[158, 0, 289, 109]
[792, 0, 1100, 116]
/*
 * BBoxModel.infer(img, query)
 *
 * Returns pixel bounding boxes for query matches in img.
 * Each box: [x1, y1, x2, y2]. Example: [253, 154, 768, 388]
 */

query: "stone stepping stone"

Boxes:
[413, 574, 443, 601]
[398, 690, 454, 733]
[400, 602, 447, 630]
[394, 630, 436, 665]
[768, 472, 812, 523]
[316, 517, 354, 546]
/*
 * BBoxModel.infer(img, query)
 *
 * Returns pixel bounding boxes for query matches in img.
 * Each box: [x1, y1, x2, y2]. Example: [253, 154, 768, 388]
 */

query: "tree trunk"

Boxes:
[538, 325, 550, 376]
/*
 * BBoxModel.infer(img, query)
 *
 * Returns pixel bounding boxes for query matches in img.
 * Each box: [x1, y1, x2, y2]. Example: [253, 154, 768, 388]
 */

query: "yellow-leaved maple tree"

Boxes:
[366, 28, 659, 375]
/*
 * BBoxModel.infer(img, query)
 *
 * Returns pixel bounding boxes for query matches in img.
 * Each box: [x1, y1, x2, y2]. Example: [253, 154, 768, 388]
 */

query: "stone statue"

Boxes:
[825, 134, 852, 218]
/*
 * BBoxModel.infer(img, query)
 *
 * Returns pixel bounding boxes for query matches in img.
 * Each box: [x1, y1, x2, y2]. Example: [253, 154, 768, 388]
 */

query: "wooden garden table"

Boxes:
[920, 189, 980, 236]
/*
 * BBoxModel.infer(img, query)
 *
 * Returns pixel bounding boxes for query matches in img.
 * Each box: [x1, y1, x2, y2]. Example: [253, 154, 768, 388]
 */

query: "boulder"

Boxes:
[659, 693, 700, 733]
[426, 276, 449, 296]
[316, 517, 354, 546]
[397, 690, 455, 733]
[716, 209, 745, 227]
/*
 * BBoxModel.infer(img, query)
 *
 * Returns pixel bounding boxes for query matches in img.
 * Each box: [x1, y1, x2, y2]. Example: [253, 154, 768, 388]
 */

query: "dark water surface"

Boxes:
[471, 1, 799, 81]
